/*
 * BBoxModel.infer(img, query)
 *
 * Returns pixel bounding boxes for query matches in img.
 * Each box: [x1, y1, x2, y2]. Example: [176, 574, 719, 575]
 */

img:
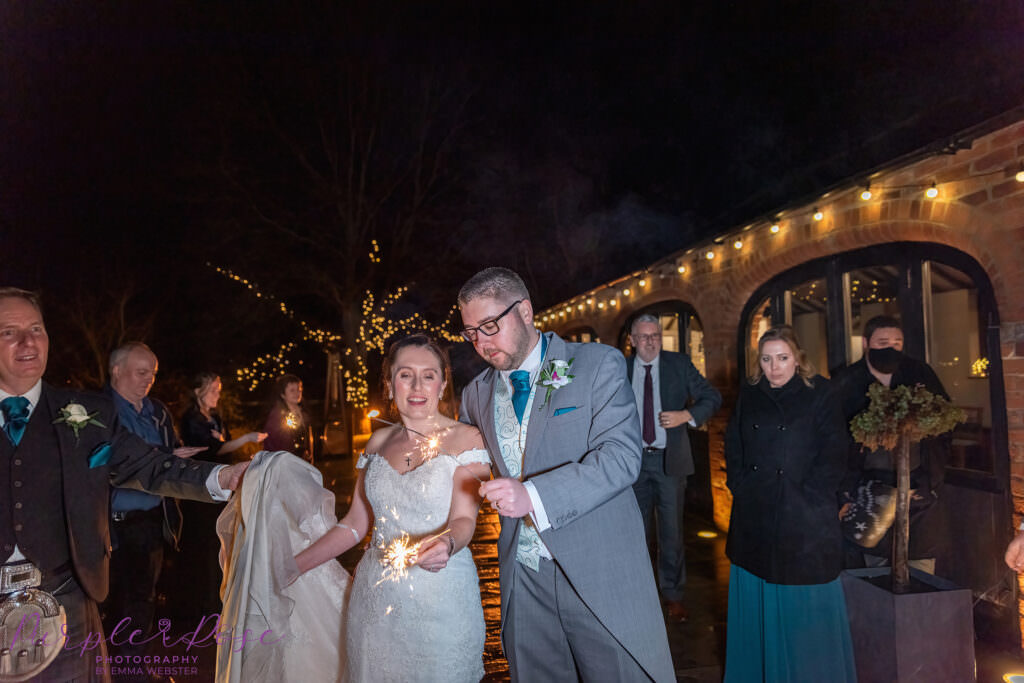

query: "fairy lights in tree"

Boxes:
[210, 263, 460, 405]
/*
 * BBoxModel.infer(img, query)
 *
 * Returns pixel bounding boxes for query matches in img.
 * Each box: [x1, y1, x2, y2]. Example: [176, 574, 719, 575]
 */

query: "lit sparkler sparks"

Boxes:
[375, 528, 452, 586]
[285, 412, 298, 429]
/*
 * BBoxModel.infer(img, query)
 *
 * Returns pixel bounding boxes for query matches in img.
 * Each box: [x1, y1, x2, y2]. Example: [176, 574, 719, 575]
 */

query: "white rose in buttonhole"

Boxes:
[65, 403, 91, 424]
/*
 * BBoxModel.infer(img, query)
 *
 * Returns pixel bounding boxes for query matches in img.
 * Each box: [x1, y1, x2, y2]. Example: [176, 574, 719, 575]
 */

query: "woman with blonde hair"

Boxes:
[724, 325, 856, 681]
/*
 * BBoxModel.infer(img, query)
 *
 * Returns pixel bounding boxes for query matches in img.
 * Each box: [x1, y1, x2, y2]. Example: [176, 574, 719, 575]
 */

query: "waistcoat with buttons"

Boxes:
[0, 405, 72, 570]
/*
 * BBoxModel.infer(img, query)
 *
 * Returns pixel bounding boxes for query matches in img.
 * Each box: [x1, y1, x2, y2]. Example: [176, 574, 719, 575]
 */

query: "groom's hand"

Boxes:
[480, 478, 533, 518]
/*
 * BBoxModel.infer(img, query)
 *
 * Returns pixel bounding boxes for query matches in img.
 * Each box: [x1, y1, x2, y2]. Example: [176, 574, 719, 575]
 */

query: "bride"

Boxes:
[296, 333, 490, 682]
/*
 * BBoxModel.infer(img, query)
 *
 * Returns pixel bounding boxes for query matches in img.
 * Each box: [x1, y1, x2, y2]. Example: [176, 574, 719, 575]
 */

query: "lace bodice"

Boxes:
[356, 448, 490, 540]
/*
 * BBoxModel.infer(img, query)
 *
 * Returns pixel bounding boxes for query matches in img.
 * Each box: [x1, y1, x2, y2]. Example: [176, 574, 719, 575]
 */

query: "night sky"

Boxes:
[3, 1, 1023, 394]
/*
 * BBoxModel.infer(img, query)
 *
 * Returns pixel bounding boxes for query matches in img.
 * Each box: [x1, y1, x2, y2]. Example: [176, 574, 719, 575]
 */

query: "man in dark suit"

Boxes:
[627, 314, 721, 622]
[0, 288, 247, 682]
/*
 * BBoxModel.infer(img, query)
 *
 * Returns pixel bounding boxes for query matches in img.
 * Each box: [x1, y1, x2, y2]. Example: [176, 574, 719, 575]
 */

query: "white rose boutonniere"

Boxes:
[538, 358, 575, 407]
[53, 402, 106, 440]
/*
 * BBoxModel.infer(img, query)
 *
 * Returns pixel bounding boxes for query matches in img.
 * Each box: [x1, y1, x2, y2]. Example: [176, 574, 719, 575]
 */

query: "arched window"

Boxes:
[620, 301, 706, 375]
[738, 242, 1011, 620]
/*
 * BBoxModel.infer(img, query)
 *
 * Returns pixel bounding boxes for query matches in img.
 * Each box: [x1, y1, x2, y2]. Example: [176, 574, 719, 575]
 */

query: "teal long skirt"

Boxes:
[724, 565, 857, 683]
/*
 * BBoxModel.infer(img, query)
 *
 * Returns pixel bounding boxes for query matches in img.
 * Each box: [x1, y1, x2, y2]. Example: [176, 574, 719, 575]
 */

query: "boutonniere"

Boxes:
[538, 358, 575, 407]
[52, 402, 106, 440]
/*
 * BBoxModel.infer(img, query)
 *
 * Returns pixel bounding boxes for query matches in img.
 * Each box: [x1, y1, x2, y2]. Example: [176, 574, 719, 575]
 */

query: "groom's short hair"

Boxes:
[458, 267, 530, 306]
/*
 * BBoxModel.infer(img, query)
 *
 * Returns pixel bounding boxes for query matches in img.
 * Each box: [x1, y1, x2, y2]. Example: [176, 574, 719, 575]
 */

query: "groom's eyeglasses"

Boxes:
[460, 300, 523, 343]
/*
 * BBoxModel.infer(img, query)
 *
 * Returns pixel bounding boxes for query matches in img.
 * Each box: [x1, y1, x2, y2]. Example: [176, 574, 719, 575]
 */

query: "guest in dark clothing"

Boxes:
[724, 325, 856, 682]
[101, 342, 210, 681]
[178, 372, 265, 614]
[832, 315, 950, 573]
[263, 373, 314, 464]
[0, 289, 246, 683]
[180, 372, 266, 464]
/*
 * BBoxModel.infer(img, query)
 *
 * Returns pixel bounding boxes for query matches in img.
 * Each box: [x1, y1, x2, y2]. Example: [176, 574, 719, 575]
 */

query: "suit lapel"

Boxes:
[523, 332, 561, 470]
[475, 368, 507, 477]
[658, 354, 674, 406]
[41, 385, 76, 473]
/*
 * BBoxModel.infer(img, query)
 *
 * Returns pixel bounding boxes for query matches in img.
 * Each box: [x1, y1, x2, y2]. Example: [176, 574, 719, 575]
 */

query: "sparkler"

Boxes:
[285, 412, 298, 429]
[376, 528, 452, 585]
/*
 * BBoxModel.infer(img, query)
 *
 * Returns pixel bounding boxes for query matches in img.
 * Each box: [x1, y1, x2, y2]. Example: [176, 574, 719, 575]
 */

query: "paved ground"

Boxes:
[148, 454, 1023, 682]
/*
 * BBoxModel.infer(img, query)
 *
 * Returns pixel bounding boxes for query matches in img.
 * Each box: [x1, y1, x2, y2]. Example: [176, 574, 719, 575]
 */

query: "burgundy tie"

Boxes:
[642, 364, 655, 445]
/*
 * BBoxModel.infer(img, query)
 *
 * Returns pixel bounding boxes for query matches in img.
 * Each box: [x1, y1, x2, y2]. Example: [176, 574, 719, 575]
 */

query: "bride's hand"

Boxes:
[415, 536, 454, 573]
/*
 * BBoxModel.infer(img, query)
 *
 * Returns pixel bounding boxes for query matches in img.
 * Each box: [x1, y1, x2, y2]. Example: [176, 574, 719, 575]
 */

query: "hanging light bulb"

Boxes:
[733, 240, 743, 249]
[770, 223, 781, 233]
[705, 250, 715, 260]
[677, 265, 686, 274]
[1016, 163, 1024, 183]
[925, 182, 939, 199]
[813, 207, 824, 221]
[860, 184, 872, 201]
[638, 278, 647, 287]
[622, 288, 631, 296]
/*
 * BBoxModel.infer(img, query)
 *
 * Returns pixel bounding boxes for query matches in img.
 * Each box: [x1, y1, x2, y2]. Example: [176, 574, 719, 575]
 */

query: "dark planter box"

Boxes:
[841, 568, 975, 682]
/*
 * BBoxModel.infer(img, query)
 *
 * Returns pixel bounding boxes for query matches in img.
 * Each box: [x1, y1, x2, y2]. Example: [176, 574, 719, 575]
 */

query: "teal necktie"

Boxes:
[510, 371, 531, 423]
[2, 396, 30, 446]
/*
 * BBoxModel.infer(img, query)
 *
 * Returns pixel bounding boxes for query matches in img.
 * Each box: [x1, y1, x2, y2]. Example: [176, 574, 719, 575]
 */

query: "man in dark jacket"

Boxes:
[0, 288, 246, 682]
[832, 315, 950, 573]
[627, 314, 721, 621]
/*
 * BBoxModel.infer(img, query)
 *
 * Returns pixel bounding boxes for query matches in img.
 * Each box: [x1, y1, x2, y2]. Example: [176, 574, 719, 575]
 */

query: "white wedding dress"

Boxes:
[216, 451, 351, 683]
[344, 448, 488, 683]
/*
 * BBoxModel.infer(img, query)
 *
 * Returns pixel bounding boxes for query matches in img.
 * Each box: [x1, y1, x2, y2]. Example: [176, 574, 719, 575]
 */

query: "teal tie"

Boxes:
[510, 371, 531, 423]
[2, 396, 30, 446]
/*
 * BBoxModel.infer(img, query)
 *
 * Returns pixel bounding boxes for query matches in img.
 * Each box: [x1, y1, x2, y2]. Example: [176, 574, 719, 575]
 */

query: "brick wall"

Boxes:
[539, 115, 1024, 566]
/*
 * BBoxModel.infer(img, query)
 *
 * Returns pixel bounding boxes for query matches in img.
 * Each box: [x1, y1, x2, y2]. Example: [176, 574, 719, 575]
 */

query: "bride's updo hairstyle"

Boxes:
[382, 333, 454, 418]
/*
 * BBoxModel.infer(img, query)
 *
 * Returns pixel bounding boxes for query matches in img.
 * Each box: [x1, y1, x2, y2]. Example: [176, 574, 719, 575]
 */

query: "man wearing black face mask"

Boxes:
[833, 315, 950, 572]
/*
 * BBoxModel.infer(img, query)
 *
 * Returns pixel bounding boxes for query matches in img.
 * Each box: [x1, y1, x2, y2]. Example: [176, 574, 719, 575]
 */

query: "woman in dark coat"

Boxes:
[724, 325, 856, 682]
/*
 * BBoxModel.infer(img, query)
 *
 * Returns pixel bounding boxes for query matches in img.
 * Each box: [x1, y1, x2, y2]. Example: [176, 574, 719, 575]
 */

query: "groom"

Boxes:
[459, 267, 674, 682]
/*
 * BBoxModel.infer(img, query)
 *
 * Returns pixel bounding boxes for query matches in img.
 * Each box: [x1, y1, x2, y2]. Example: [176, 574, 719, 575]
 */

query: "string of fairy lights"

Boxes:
[210, 263, 461, 406]
[536, 161, 1024, 327]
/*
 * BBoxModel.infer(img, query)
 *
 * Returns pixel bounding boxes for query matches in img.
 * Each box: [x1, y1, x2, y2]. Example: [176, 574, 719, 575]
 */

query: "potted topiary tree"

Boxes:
[842, 382, 970, 681]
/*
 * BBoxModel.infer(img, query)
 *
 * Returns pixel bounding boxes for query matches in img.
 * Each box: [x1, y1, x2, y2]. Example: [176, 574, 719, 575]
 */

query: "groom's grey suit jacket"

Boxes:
[461, 332, 674, 682]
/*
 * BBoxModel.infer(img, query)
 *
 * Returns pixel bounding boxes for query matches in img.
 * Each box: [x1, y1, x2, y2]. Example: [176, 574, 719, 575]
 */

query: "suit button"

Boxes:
[752, 424, 759, 430]
[751, 464, 759, 471]
[12, 458, 20, 466]
[14, 502, 22, 509]
[13, 481, 22, 488]
[13, 524, 22, 531]
[777, 468, 784, 475]
[163, 461, 171, 469]
[3, 544, 11, 551]
[778, 425, 787, 431]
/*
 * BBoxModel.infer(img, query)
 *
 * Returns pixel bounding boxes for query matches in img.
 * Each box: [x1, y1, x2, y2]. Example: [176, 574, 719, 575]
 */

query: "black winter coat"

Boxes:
[725, 374, 850, 585]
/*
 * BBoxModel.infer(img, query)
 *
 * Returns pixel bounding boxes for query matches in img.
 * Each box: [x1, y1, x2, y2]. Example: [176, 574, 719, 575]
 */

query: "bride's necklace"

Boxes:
[401, 423, 443, 470]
